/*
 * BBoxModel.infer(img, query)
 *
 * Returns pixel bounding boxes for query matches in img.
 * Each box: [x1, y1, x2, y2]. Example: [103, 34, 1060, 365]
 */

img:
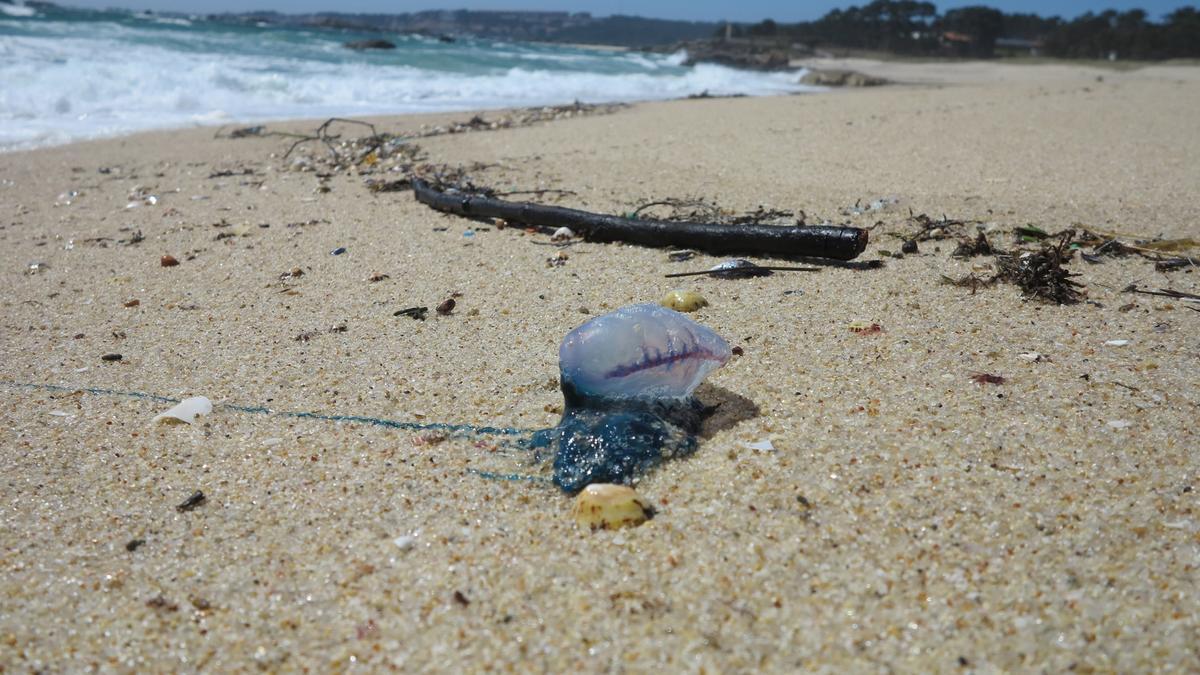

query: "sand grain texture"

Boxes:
[1, 62, 1198, 671]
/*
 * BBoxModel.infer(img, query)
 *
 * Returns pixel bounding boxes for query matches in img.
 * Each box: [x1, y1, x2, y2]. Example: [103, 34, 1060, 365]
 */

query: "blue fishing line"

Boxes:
[465, 468, 553, 484]
[1, 380, 530, 437]
[1, 381, 547, 483]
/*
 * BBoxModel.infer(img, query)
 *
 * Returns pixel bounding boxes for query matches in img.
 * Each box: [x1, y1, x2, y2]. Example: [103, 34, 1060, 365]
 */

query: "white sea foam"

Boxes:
[0, 13, 816, 151]
[0, 3, 36, 18]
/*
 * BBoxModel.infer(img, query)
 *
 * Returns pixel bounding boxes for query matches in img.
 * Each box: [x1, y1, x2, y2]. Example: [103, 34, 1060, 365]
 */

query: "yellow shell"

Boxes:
[572, 484, 651, 530]
[659, 290, 708, 313]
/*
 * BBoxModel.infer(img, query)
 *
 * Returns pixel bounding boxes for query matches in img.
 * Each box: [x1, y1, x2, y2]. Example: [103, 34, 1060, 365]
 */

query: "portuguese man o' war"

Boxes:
[533, 303, 732, 492]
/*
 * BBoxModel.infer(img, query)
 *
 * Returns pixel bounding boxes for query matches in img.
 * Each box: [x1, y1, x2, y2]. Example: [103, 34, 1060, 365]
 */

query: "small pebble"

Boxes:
[123, 299, 140, 308]
[436, 298, 456, 315]
[659, 290, 708, 312]
[1105, 339, 1130, 346]
[901, 239, 918, 254]
[101, 353, 123, 362]
[330, 247, 346, 256]
[572, 484, 651, 531]
[393, 535, 416, 551]
[160, 255, 179, 267]
[551, 226, 574, 241]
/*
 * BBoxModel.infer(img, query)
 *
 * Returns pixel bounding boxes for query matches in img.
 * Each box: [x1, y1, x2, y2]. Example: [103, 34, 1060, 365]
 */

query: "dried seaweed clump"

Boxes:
[286, 118, 425, 174]
[630, 198, 801, 227]
[995, 230, 1084, 304]
[413, 101, 626, 138]
[951, 232, 996, 257]
[906, 212, 976, 242]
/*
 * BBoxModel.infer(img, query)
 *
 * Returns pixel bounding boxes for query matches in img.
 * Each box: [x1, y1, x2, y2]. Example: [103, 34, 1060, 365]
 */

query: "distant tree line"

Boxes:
[727, 2, 1200, 60]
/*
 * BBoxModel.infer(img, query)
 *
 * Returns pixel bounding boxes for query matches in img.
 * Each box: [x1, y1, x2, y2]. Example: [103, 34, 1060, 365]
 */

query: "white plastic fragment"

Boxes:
[1107, 419, 1132, 429]
[744, 439, 775, 452]
[152, 396, 213, 425]
[1105, 339, 1130, 346]
[1017, 352, 1045, 362]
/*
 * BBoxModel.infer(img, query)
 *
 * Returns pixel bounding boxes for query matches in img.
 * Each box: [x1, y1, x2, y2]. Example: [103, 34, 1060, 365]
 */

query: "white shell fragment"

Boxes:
[152, 396, 213, 424]
[572, 483, 651, 530]
[659, 290, 708, 312]
[1105, 339, 1130, 346]
[551, 226, 575, 241]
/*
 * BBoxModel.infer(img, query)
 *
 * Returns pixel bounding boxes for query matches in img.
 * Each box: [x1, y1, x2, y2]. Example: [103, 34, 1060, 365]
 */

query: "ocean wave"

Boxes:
[0, 14, 815, 151]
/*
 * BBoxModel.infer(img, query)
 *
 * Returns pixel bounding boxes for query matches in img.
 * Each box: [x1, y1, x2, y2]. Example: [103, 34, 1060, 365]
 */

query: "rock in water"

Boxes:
[799, 69, 888, 87]
[344, 39, 397, 50]
[535, 303, 731, 492]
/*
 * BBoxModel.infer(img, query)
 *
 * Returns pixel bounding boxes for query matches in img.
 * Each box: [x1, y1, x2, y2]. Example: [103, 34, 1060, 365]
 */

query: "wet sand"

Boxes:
[1, 61, 1198, 671]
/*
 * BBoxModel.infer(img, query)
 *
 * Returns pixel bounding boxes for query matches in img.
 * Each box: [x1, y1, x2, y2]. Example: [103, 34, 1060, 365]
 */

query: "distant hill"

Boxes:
[208, 10, 718, 48]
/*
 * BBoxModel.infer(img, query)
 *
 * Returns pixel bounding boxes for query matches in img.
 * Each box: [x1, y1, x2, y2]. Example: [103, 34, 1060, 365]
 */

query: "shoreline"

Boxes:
[12, 55, 1198, 156]
[2, 61, 1198, 671]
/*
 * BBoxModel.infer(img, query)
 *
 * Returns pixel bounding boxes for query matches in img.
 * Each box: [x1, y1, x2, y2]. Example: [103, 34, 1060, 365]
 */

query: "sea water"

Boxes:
[0, 3, 815, 151]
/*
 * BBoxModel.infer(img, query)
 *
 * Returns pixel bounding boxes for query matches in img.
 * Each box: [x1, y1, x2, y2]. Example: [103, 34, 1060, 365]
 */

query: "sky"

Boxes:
[59, 0, 1190, 23]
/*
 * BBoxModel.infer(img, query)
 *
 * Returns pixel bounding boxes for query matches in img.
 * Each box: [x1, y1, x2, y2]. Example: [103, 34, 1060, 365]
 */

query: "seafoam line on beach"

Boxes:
[0, 380, 532, 438]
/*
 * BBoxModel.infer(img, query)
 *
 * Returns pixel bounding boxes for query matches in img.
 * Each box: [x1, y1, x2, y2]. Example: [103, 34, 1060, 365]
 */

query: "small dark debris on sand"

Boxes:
[394, 307, 428, 320]
[1154, 257, 1198, 272]
[146, 595, 179, 612]
[295, 325, 347, 342]
[176, 491, 207, 513]
[970, 372, 1006, 385]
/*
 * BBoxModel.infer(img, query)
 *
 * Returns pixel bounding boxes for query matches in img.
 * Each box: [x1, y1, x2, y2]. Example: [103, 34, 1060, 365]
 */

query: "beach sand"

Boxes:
[2, 61, 1198, 671]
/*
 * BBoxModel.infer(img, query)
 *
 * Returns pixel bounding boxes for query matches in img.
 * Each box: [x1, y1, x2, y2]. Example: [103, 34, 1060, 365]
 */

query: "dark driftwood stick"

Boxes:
[411, 179, 867, 260]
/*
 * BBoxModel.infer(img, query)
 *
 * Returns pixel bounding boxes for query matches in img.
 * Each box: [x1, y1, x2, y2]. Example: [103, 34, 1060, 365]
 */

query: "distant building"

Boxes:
[939, 31, 973, 56]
